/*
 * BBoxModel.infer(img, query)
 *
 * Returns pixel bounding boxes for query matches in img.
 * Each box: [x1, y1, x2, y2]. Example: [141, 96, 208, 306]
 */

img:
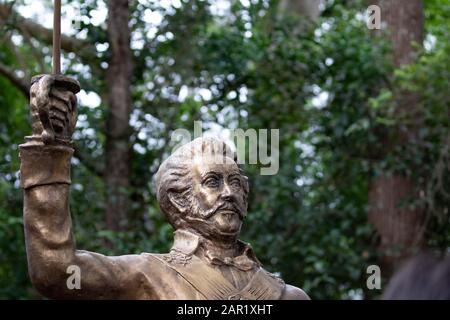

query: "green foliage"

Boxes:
[0, 47, 35, 298]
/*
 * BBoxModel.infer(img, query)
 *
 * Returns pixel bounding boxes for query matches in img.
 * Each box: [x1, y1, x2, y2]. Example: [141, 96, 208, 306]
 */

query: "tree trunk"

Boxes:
[368, 0, 425, 276]
[104, 0, 133, 231]
[278, 0, 321, 20]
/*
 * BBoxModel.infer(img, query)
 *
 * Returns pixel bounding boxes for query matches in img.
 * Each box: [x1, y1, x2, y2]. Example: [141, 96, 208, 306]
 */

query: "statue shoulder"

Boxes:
[281, 284, 311, 300]
[141, 251, 193, 267]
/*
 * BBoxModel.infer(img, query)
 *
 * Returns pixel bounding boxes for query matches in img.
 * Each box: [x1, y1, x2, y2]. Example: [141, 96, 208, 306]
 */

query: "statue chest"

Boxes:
[139, 253, 285, 300]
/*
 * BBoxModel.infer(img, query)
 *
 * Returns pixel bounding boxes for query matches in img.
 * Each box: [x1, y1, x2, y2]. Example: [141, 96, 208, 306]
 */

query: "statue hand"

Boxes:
[29, 74, 81, 144]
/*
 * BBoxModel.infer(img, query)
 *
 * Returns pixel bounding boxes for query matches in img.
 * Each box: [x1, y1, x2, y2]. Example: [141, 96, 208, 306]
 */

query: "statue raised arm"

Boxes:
[21, 74, 146, 299]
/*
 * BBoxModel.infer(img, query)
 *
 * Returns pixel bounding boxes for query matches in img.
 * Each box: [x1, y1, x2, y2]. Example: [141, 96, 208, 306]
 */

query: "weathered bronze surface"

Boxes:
[20, 75, 310, 300]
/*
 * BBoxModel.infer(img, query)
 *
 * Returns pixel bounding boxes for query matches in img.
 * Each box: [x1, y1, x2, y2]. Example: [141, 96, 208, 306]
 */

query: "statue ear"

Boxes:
[168, 190, 188, 214]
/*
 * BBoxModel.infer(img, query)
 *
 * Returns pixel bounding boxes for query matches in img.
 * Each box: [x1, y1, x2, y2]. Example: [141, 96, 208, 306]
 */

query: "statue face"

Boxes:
[187, 155, 247, 238]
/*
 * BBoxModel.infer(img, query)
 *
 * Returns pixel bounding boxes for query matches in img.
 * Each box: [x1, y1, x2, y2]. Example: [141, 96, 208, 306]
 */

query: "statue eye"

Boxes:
[204, 177, 219, 188]
[230, 178, 241, 189]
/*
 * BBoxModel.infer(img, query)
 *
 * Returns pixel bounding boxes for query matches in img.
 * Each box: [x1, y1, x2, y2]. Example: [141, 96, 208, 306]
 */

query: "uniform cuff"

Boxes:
[19, 143, 73, 189]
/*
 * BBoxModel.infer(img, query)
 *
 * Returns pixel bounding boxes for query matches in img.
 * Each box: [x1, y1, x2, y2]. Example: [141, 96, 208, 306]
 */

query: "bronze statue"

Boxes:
[20, 74, 310, 300]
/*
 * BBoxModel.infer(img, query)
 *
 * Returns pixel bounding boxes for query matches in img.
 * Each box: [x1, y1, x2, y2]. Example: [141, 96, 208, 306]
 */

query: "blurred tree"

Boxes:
[104, 0, 133, 231]
[368, 0, 426, 276]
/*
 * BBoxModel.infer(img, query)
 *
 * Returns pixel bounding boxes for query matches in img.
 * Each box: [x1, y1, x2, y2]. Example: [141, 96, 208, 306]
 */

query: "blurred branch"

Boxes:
[2, 31, 28, 76]
[0, 3, 97, 64]
[16, 24, 46, 73]
[0, 62, 29, 96]
[73, 141, 105, 177]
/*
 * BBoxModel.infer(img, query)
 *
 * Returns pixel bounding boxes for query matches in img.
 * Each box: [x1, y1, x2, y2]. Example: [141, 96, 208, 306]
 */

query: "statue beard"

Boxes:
[182, 193, 246, 242]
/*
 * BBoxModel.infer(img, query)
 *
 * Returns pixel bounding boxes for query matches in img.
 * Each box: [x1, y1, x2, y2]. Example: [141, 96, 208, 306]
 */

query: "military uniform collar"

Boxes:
[171, 229, 261, 268]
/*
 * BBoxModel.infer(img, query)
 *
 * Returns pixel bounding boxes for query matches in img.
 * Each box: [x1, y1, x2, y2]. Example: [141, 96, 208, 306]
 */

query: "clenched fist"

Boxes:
[29, 74, 80, 145]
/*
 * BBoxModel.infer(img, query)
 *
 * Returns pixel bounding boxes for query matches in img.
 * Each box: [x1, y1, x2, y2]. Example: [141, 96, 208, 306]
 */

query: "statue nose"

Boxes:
[221, 184, 233, 200]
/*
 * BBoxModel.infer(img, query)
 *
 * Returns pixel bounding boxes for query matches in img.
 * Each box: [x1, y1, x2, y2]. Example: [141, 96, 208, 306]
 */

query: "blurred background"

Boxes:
[0, 0, 449, 299]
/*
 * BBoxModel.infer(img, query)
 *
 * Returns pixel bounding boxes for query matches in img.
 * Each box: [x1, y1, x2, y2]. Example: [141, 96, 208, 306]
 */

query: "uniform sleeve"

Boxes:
[20, 142, 148, 299]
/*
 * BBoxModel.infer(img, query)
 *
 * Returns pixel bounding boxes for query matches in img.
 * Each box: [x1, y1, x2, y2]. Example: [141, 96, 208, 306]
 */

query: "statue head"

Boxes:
[156, 137, 249, 242]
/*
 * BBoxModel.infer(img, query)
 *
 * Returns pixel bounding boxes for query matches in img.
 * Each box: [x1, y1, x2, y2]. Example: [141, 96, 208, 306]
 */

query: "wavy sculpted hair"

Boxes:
[155, 137, 249, 229]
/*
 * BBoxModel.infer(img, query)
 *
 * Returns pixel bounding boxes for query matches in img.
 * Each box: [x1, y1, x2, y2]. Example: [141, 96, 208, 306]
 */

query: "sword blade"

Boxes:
[52, 0, 61, 74]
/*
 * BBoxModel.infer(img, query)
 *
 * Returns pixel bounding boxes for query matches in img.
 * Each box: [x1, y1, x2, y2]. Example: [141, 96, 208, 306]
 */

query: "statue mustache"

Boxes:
[202, 201, 244, 220]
